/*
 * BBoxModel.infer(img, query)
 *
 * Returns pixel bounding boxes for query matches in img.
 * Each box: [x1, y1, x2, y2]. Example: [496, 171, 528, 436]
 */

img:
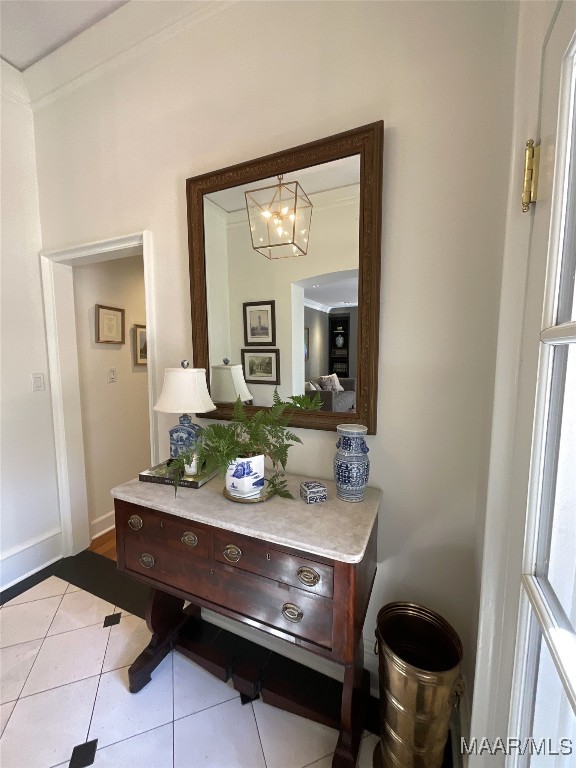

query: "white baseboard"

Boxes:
[0, 528, 63, 591]
[90, 510, 115, 540]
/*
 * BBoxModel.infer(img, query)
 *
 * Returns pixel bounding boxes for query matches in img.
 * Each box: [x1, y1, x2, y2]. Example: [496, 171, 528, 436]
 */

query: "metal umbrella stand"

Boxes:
[374, 602, 464, 768]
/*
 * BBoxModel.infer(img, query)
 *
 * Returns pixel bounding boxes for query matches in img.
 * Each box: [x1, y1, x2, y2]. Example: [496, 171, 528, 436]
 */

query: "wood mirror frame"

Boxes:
[186, 121, 383, 433]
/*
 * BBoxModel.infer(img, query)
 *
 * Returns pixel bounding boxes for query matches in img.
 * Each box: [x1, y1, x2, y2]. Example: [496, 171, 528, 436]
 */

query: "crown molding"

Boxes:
[304, 298, 358, 314]
[24, 1, 238, 109]
[1, 60, 32, 107]
[225, 184, 360, 224]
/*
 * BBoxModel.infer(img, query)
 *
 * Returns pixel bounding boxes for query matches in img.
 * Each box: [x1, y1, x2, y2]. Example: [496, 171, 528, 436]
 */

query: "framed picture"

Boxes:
[243, 300, 276, 346]
[241, 349, 280, 385]
[134, 325, 147, 365]
[95, 304, 125, 344]
[304, 327, 309, 362]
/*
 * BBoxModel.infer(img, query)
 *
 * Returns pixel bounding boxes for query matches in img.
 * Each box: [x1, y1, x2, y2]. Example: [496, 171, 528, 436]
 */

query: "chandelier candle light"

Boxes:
[153, 361, 216, 474]
[245, 174, 313, 259]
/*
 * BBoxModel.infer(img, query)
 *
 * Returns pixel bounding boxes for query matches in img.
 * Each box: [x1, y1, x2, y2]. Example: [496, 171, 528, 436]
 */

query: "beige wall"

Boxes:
[73, 255, 150, 538]
[0, 62, 61, 588]
[305, 307, 328, 382]
[15, 0, 520, 690]
[225, 187, 359, 404]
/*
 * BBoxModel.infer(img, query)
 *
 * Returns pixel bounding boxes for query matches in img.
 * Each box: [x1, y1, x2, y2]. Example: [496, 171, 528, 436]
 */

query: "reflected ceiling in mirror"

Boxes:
[204, 157, 360, 411]
[187, 122, 383, 433]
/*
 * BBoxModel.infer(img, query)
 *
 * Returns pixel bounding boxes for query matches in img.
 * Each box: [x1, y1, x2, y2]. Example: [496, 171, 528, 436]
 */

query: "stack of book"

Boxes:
[139, 462, 217, 489]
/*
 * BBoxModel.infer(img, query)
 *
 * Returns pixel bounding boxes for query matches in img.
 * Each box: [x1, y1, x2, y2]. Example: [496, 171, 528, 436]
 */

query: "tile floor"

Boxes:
[0, 575, 379, 768]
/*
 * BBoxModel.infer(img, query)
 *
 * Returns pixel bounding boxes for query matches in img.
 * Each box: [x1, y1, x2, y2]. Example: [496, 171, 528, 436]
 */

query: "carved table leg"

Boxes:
[128, 588, 188, 693]
[332, 644, 369, 768]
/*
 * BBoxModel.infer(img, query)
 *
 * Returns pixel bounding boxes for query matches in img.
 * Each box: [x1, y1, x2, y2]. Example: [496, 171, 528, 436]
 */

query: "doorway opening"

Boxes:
[41, 232, 158, 557]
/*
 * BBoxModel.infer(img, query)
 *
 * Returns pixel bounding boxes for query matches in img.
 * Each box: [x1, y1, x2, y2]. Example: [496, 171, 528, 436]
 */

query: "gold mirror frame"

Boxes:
[186, 121, 383, 433]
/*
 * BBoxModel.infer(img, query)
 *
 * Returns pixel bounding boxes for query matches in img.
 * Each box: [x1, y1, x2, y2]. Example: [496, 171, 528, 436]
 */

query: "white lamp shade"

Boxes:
[153, 368, 216, 414]
[211, 364, 252, 403]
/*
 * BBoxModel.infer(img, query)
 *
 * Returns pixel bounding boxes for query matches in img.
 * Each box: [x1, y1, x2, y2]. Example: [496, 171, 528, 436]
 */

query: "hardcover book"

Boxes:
[139, 462, 217, 489]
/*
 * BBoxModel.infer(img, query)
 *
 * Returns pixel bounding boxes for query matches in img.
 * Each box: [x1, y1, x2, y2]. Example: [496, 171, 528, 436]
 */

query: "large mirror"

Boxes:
[187, 122, 383, 432]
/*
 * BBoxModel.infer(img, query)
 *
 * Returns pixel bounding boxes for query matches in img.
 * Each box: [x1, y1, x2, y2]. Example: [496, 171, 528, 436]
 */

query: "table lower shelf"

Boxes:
[129, 587, 369, 768]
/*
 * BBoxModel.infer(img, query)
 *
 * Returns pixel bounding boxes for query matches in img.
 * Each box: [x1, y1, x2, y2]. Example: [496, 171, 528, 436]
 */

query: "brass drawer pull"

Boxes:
[282, 603, 304, 623]
[297, 566, 320, 587]
[139, 553, 155, 569]
[128, 514, 143, 530]
[223, 544, 242, 563]
[181, 532, 198, 548]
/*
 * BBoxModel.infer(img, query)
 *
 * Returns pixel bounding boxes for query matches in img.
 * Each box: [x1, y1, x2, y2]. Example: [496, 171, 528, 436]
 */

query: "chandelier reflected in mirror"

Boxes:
[245, 175, 313, 259]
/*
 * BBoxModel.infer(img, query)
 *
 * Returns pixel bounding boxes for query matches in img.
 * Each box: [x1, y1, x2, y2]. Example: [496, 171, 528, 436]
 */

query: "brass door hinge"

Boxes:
[522, 139, 540, 212]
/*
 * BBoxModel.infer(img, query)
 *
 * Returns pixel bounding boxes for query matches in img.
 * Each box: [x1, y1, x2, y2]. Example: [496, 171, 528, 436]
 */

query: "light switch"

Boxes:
[32, 373, 45, 391]
[107, 368, 117, 383]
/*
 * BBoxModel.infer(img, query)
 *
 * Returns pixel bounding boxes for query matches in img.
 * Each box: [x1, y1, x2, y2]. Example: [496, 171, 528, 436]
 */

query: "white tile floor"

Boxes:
[0, 575, 379, 768]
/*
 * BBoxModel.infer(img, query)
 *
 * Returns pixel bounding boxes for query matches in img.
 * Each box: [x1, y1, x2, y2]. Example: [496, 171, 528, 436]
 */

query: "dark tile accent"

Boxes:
[55, 550, 151, 618]
[103, 612, 122, 627]
[0, 550, 150, 616]
[0, 561, 62, 605]
[68, 739, 98, 768]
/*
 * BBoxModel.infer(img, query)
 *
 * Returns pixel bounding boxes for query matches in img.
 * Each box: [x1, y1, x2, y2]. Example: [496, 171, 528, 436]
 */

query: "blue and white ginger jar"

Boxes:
[334, 424, 370, 502]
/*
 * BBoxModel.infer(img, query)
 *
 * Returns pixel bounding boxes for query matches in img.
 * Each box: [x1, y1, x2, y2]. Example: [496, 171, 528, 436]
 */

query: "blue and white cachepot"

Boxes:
[226, 455, 265, 499]
[334, 424, 370, 502]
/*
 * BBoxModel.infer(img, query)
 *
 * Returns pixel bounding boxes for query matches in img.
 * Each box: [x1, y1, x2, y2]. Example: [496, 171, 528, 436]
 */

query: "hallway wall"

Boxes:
[73, 254, 150, 538]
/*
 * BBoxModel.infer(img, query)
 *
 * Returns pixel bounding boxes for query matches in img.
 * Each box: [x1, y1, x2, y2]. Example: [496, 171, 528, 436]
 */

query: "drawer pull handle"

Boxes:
[181, 532, 198, 548]
[139, 553, 155, 569]
[128, 515, 143, 530]
[223, 544, 242, 563]
[282, 603, 304, 623]
[297, 566, 320, 587]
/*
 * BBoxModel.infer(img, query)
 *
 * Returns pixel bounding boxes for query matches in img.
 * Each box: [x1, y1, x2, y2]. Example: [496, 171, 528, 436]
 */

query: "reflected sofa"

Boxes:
[308, 377, 356, 412]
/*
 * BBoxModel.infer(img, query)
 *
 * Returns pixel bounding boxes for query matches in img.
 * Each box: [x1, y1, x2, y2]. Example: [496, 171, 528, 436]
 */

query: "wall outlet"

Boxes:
[31, 373, 45, 391]
[107, 368, 117, 383]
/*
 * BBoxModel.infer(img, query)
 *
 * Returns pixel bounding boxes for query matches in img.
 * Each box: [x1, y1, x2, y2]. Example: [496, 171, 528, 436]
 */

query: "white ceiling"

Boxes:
[206, 156, 361, 310]
[206, 155, 361, 214]
[0, 0, 128, 71]
[0, 0, 359, 311]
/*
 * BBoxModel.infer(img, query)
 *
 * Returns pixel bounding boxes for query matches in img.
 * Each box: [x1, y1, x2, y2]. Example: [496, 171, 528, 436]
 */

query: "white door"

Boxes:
[508, 2, 576, 764]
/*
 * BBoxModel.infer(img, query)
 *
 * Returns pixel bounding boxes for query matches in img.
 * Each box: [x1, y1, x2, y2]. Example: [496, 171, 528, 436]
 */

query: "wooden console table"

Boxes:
[112, 475, 380, 768]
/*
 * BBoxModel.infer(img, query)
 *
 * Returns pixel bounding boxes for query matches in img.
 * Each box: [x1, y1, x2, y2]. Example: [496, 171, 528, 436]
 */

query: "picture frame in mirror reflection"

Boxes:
[243, 300, 276, 346]
[134, 324, 147, 366]
[95, 304, 125, 344]
[241, 349, 280, 385]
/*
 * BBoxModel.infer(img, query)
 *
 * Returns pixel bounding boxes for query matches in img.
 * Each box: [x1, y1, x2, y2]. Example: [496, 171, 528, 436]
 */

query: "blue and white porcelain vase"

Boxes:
[225, 454, 265, 499]
[334, 424, 370, 502]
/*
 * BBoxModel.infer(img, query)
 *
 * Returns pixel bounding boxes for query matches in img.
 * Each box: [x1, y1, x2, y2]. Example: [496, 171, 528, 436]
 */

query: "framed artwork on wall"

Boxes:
[243, 300, 276, 346]
[134, 325, 147, 365]
[96, 304, 125, 344]
[241, 349, 280, 385]
[304, 327, 309, 361]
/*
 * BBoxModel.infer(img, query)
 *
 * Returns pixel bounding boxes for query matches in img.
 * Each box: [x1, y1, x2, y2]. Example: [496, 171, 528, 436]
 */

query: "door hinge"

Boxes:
[522, 139, 540, 212]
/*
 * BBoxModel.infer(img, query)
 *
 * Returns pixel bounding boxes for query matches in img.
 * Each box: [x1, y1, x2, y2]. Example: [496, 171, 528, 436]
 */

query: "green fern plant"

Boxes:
[194, 390, 321, 499]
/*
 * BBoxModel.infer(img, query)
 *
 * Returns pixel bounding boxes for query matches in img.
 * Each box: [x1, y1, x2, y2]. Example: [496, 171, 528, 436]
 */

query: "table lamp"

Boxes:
[153, 361, 216, 467]
[210, 359, 252, 404]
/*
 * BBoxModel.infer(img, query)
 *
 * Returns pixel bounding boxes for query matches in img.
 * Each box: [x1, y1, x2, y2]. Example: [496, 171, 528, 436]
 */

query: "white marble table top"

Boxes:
[111, 474, 381, 564]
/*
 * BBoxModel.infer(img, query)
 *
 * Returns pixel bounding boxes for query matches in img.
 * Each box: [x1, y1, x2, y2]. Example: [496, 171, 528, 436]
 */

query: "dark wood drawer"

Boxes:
[213, 531, 334, 598]
[123, 537, 333, 648]
[118, 501, 211, 560]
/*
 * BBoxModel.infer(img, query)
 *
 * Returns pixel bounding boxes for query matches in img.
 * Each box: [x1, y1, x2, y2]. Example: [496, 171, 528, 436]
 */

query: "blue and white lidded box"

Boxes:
[300, 481, 328, 504]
